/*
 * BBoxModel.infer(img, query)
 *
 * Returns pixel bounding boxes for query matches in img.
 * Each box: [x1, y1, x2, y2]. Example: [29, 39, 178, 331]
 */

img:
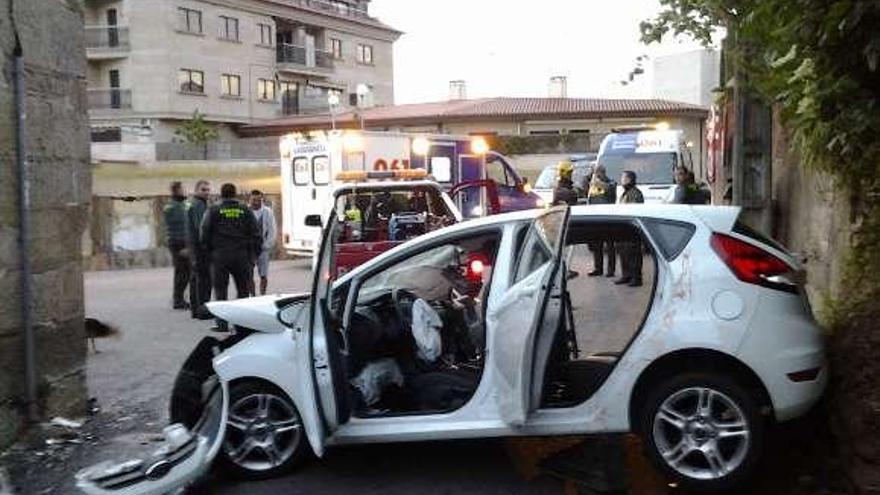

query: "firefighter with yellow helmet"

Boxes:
[552, 160, 578, 206]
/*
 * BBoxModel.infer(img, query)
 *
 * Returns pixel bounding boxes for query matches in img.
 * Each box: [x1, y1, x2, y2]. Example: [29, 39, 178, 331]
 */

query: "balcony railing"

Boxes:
[315, 50, 334, 69]
[276, 44, 334, 71]
[277, 43, 307, 65]
[85, 26, 130, 51]
[88, 89, 132, 110]
[275, 0, 371, 20]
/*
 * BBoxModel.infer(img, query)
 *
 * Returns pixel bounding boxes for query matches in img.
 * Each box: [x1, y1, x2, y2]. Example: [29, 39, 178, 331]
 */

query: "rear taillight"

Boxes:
[710, 233, 797, 293]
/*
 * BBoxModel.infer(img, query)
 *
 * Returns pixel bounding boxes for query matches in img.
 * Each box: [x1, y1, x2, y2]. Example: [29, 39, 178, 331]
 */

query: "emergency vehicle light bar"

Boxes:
[336, 169, 428, 182]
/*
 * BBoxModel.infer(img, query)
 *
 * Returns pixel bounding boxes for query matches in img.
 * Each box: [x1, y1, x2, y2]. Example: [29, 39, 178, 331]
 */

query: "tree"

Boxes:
[174, 110, 219, 159]
[640, 1, 880, 193]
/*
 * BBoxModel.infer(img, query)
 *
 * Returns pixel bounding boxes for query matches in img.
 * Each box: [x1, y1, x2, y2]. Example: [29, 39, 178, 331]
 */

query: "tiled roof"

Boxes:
[241, 97, 709, 135]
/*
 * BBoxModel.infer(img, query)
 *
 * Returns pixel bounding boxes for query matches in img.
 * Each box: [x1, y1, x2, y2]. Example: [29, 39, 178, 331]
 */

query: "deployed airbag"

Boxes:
[411, 299, 443, 362]
[350, 358, 404, 406]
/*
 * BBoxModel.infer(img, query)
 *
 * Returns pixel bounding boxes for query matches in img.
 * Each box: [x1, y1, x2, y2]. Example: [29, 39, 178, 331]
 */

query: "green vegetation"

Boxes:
[174, 110, 220, 160]
[642, 2, 880, 489]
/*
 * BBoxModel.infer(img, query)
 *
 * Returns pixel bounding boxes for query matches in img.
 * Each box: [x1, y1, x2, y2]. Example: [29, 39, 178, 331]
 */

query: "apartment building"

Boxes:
[84, 0, 400, 161]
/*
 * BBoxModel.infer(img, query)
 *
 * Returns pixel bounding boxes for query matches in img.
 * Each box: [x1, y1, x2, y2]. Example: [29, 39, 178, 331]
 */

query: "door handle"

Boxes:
[311, 188, 317, 200]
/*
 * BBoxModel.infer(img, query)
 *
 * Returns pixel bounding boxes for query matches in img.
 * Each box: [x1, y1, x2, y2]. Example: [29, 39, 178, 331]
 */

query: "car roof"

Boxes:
[335, 180, 444, 192]
[332, 205, 741, 285]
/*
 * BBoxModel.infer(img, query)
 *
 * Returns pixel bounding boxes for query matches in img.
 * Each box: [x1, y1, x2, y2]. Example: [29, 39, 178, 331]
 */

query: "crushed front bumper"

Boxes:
[75, 383, 227, 495]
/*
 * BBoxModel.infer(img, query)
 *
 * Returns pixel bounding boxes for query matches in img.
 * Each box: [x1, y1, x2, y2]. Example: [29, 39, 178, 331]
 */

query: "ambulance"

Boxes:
[596, 127, 697, 204]
[279, 130, 543, 256]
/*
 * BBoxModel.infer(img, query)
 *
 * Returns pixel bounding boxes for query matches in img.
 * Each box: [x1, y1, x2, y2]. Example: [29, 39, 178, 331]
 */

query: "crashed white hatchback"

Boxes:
[76, 205, 826, 493]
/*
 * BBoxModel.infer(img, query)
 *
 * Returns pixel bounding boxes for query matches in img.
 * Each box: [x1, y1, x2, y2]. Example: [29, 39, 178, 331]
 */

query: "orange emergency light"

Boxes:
[335, 169, 429, 182]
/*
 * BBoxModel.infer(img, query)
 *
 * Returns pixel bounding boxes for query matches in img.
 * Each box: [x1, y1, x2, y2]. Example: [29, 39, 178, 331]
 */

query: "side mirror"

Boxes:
[304, 214, 322, 227]
[278, 299, 309, 328]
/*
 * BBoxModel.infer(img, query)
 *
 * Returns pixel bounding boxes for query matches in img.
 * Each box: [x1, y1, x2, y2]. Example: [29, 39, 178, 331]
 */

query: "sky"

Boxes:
[369, 0, 708, 104]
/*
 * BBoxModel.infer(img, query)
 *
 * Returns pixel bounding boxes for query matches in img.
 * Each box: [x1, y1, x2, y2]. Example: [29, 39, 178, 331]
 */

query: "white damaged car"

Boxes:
[76, 204, 826, 493]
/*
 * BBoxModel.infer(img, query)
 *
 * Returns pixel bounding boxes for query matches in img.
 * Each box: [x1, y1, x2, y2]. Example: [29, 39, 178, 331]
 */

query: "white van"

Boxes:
[596, 129, 695, 204]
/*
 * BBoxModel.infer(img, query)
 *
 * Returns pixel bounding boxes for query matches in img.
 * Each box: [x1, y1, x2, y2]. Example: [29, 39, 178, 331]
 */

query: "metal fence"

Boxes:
[276, 44, 334, 70]
[275, 0, 371, 19]
[87, 89, 132, 110]
[85, 26, 130, 50]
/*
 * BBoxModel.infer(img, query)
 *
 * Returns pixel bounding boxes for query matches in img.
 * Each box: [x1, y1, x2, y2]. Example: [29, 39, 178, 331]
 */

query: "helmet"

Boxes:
[557, 160, 573, 179]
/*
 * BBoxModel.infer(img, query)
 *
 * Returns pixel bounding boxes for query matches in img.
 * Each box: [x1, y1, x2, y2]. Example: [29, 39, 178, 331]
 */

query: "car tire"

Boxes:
[218, 381, 311, 480]
[639, 372, 764, 492]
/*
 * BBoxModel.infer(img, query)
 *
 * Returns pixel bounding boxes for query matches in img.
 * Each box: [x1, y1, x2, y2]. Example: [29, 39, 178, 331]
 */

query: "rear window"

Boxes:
[733, 221, 788, 253]
[643, 219, 695, 260]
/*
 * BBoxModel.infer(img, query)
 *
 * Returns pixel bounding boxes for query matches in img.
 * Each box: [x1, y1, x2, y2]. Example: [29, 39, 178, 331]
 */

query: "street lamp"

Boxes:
[327, 91, 340, 130]
[355, 84, 370, 129]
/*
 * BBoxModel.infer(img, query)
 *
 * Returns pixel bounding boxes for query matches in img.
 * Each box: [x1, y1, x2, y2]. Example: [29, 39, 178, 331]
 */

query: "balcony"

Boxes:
[274, 0, 371, 20]
[276, 43, 334, 76]
[88, 89, 132, 111]
[85, 26, 130, 60]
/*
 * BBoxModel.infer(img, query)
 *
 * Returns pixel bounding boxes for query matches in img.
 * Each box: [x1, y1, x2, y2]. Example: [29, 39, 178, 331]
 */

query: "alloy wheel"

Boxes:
[223, 392, 303, 472]
[652, 386, 750, 481]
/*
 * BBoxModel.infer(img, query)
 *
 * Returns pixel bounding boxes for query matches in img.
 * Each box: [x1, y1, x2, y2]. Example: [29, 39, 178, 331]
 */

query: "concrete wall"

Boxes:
[769, 112, 852, 306]
[652, 49, 721, 108]
[84, 194, 286, 271]
[0, 0, 91, 446]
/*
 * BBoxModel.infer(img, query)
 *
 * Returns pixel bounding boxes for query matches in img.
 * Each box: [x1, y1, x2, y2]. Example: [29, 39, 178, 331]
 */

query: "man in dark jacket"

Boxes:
[616, 171, 645, 287]
[552, 161, 579, 206]
[164, 181, 190, 309]
[186, 180, 213, 319]
[201, 183, 261, 330]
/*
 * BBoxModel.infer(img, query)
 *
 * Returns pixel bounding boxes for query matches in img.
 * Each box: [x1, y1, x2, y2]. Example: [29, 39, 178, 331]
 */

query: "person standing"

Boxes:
[249, 190, 276, 296]
[201, 183, 261, 330]
[668, 167, 712, 205]
[163, 181, 190, 310]
[552, 160, 579, 206]
[616, 171, 645, 287]
[187, 180, 213, 319]
[586, 164, 617, 277]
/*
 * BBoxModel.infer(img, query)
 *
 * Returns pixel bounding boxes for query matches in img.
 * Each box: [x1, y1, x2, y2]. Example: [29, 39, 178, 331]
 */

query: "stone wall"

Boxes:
[769, 111, 852, 309]
[0, 0, 91, 446]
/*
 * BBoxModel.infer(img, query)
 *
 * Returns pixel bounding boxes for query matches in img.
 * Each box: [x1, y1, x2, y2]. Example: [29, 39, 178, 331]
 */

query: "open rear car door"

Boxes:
[490, 206, 569, 426]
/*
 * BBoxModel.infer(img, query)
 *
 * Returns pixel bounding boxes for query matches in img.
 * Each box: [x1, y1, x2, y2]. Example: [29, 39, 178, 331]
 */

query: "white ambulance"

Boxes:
[279, 130, 542, 256]
[596, 128, 697, 204]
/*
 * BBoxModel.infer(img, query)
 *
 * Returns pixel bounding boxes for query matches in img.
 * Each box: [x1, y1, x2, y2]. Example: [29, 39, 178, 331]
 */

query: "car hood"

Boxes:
[207, 293, 308, 333]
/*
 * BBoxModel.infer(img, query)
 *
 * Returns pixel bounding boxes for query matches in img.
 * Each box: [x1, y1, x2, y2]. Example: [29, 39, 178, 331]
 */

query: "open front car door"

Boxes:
[489, 206, 569, 426]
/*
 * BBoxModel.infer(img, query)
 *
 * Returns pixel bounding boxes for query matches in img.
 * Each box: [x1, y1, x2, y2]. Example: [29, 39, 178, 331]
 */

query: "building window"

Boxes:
[177, 7, 202, 34]
[257, 78, 276, 100]
[221, 74, 241, 96]
[258, 23, 273, 45]
[219, 15, 239, 41]
[91, 127, 122, 142]
[179, 69, 204, 93]
[280, 81, 299, 115]
[357, 43, 373, 64]
[331, 38, 343, 59]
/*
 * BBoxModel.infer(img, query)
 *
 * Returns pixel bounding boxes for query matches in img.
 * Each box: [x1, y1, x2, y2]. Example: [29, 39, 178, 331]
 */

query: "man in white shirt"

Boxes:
[249, 190, 277, 295]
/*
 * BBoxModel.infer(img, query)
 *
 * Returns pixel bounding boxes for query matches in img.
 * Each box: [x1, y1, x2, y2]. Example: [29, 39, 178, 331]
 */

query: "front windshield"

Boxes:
[597, 152, 677, 185]
[535, 166, 557, 189]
